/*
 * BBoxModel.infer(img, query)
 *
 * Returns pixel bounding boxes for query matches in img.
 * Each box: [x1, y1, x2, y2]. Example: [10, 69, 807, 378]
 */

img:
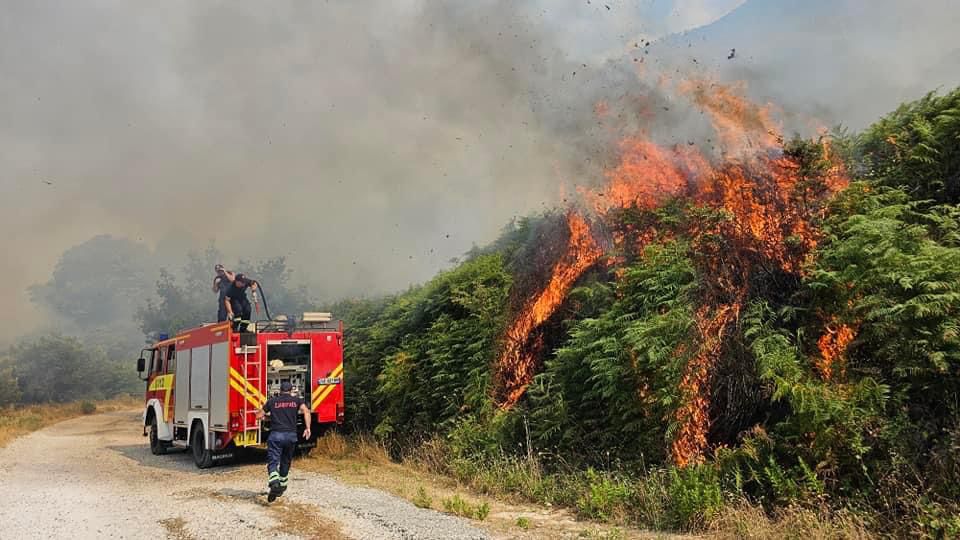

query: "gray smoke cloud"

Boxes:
[1, 0, 956, 342]
[652, 0, 960, 131]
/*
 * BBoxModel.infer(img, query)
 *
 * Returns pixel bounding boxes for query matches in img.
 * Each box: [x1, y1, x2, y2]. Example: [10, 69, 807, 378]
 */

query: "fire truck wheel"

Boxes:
[191, 425, 214, 469]
[148, 416, 168, 455]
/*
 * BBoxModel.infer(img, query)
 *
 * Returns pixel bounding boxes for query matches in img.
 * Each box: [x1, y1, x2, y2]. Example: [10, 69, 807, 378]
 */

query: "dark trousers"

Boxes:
[266, 431, 297, 488]
[230, 296, 252, 321]
[217, 294, 228, 322]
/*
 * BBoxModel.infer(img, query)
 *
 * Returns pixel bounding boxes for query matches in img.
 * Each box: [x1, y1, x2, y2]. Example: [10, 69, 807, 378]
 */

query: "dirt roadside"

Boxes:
[0, 410, 488, 540]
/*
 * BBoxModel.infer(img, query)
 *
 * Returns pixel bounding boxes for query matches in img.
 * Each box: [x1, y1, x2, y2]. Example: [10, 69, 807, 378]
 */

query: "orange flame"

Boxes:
[579, 139, 711, 215]
[678, 79, 780, 155]
[496, 77, 850, 469]
[498, 213, 603, 407]
[672, 303, 741, 467]
[817, 322, 856, 380]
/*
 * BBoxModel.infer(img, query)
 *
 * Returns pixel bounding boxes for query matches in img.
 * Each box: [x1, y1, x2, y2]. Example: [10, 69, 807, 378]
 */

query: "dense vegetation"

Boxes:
[333, 88, 960, 537]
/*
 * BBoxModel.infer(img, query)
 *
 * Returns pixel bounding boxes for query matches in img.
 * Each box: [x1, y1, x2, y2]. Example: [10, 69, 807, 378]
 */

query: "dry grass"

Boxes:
[0, 395, 140, 448]
[313, 430, 392, 463]
[302, 433, 890, 539]
[301, 432, 669, 539]
[707, 501, 874, 540]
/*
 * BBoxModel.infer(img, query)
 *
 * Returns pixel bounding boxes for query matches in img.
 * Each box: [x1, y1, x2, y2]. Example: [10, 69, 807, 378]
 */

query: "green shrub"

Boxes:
[412, 486, 432, 509]
[667, 464, 724, 530]
[576, 468, 633, 522]
[913, 499, 960, 539]
[625, 469, 671, 530]
[80, 401, 97, 415]
[441, 494, 489, 520]
[476, 502, 490, 521]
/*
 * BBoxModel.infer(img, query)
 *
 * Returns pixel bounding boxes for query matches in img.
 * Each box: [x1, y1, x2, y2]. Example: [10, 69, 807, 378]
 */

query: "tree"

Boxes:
[237, 256, 314, 318]
[0, 359, 22, 407]
[28, 235, 158, 329]
[137, 247, 317, 336]
[8, 334, 135, 403]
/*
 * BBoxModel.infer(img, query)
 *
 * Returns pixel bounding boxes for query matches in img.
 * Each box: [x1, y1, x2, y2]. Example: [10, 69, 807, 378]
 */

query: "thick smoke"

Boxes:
[652, 0, 960, 131]
[0, 0, 707, 340]
[1, 0, 957, 341]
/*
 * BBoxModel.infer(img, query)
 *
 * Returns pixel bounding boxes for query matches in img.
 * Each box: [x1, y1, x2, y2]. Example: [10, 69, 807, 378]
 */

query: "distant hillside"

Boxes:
[650, 0, 960, 130]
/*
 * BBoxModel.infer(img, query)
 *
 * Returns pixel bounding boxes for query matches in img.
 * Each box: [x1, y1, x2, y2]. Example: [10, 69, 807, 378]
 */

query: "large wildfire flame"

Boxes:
[498, 212, 603, 406]
[495, 76, 849, 465]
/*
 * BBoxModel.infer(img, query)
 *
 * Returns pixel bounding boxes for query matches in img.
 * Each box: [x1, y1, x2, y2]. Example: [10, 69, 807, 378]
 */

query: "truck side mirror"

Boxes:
[137, 357, 146, 373]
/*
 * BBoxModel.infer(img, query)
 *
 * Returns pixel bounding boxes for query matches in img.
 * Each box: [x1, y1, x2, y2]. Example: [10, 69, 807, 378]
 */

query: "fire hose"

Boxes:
[251, 281, 274, 322]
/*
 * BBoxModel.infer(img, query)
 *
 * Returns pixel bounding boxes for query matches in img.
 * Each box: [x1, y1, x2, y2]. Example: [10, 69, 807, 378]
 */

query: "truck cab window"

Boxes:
[166, 345, 176, 374]
[144, 349, 157, 375]
[153, 348, 164, 375]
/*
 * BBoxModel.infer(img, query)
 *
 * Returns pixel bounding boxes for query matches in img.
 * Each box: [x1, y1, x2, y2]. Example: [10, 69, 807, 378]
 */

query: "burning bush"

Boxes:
[335, 86, 960, 535]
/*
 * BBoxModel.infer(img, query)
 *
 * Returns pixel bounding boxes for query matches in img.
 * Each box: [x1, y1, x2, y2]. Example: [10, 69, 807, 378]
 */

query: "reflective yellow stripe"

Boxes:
[163, 376, 174, 422]
[148, 374, 176, 422]
[311, 363, 343, 400]
[230, 378, 265, 408]
[312, 364, 343, 409]
[310, 364, 343, 406]
[312, 382, 339, 409]
[229, 367, 266, 404]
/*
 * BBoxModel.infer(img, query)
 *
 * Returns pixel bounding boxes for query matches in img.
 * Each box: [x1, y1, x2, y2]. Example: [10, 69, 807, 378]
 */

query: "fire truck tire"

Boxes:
[191, 425, 214, 469]
[148, 416, 168, 455]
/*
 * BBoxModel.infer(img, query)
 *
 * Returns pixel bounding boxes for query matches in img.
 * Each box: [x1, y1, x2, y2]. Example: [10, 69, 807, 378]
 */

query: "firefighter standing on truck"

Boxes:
[212, 264, 234, 322]
[256, 380, 311, 502]
[224, 273, 258, 331]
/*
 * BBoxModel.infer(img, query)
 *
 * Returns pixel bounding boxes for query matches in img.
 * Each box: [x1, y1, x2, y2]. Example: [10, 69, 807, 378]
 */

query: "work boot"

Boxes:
[267, 480, 282, 502]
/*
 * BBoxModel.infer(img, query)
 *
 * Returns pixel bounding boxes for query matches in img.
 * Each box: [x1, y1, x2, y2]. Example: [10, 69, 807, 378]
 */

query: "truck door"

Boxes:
[209, 341, 230, 430]
[174, 348, 191, 425]
[163, 344, 176, 422]
[190, 345, 210, 411]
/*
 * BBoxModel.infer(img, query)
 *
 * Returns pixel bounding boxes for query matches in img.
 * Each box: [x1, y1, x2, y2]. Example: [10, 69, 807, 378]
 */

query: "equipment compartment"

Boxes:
[265, 341, 311, 399]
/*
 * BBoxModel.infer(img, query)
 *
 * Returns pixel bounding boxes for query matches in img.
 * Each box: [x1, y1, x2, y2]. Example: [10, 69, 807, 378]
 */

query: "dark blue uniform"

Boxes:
[263, 392, 304, 496]
[215, 276, 231, 322]
[225, 276, 254, 330]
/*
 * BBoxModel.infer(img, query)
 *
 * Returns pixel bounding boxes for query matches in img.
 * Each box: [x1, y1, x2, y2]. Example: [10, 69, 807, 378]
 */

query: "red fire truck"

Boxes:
[136, 313, 344, 468]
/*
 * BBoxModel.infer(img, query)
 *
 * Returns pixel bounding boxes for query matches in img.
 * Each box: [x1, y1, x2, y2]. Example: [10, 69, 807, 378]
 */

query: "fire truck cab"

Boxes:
[137, 313, 344, 468]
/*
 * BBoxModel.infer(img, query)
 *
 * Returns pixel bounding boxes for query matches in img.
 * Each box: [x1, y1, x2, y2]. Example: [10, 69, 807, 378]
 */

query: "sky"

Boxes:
[2, 0, 956, 341]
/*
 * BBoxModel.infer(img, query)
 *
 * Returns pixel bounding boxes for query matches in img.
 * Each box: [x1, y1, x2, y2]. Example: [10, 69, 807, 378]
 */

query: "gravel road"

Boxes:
[0, 410, 489, 540]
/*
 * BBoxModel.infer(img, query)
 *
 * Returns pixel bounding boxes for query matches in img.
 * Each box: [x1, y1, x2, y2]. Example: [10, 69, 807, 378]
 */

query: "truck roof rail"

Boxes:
[254, 317, 340, 334]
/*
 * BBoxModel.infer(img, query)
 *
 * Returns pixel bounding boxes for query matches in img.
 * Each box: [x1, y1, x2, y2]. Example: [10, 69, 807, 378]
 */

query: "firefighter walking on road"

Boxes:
[256, 381, 311, 502]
